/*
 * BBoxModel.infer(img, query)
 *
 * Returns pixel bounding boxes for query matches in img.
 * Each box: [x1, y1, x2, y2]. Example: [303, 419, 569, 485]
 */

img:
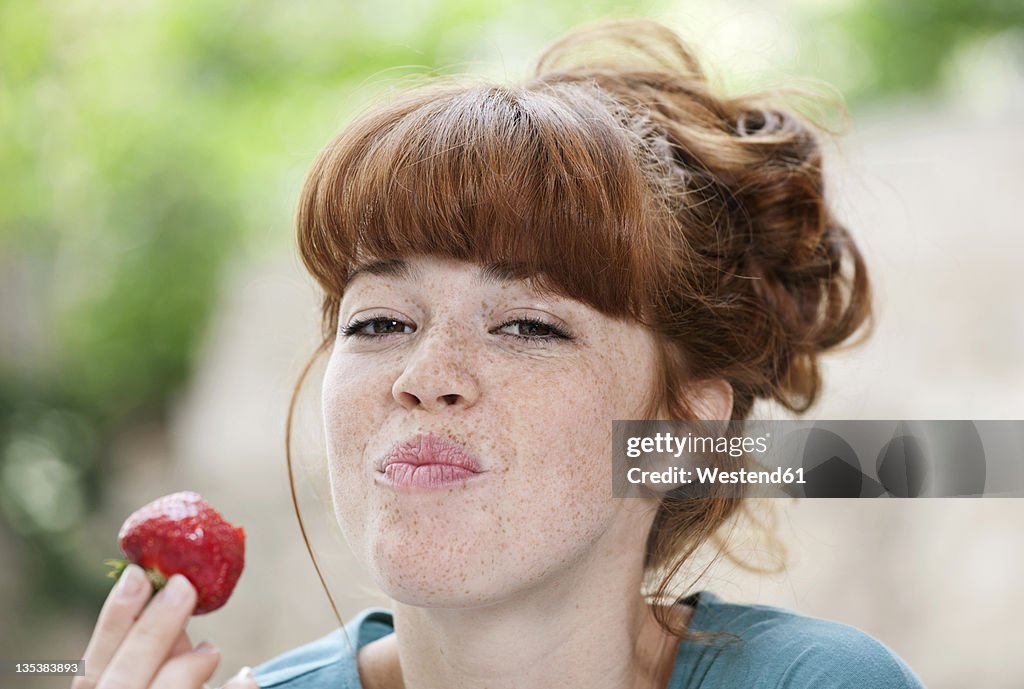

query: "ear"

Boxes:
[684, 378, 733, 421]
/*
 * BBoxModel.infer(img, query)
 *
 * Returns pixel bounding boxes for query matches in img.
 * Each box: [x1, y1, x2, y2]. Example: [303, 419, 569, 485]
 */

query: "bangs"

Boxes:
[297, 81, 664, 337]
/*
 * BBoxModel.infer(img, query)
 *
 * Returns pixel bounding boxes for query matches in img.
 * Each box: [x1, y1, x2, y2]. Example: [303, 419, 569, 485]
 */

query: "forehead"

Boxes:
[340, 255, 658, 341]
[345, 256, 553, 293]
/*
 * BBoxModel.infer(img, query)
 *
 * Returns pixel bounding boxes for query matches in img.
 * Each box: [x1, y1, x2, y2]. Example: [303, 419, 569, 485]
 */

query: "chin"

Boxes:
[368, 553, 503, 608]
[362, 529, 543, 609]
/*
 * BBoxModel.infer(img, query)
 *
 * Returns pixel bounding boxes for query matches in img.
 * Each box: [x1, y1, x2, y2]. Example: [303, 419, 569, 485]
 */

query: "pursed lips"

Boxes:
[378, 432, 485, 473]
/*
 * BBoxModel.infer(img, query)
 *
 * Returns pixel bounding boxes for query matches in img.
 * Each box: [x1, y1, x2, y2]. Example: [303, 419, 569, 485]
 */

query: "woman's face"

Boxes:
[322, 254, 661, 606]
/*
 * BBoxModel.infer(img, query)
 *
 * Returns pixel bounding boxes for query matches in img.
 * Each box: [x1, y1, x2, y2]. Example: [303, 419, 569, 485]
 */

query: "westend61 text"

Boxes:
[627, 466, 807, 486]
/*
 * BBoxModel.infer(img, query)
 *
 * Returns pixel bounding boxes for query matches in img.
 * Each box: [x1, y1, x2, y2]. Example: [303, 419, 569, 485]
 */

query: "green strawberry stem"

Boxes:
[104, 558, 169, 591]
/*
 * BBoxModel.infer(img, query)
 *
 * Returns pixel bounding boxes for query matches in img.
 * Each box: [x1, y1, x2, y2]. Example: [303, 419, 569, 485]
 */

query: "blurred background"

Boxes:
[2, 0, 1023, 687]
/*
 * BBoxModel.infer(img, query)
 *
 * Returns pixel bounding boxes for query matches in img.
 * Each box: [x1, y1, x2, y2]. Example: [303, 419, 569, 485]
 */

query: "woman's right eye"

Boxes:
[340, 316, 414, 338]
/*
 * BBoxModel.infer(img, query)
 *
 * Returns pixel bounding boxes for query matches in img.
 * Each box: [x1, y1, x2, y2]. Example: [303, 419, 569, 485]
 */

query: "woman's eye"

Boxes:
[340, 317, 413, 338]
[495, 318, 573, 345]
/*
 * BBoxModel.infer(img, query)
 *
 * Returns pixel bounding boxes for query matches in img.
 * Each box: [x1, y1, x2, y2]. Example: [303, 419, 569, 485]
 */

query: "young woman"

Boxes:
[74, 19, 926, 689]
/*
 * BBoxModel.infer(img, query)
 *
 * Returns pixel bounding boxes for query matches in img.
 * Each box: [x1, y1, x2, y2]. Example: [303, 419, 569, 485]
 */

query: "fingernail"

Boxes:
[159, 574, 193, 605]
[194, 640, 219, 654]
[234, 666, 254, 681]
[116, 564, 144, 598]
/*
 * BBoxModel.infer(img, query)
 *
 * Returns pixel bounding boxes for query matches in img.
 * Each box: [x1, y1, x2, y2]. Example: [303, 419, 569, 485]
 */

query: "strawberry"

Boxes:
[105, 491, 245, 615]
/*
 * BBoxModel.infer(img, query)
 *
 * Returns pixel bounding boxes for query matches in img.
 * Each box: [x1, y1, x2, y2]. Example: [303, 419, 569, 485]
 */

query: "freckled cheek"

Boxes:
[513, 370, 620, 498]
[511, 348, 651, 538]
[321, 358, 391, 504]
[322, 354, 389, 433]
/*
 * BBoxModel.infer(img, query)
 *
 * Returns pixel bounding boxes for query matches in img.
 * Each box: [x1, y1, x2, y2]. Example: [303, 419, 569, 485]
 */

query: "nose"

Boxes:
[392, 323, 481, 412]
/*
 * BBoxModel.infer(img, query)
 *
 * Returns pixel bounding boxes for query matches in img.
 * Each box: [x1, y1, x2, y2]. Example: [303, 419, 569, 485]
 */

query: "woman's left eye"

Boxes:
[495, 318, 573, 345]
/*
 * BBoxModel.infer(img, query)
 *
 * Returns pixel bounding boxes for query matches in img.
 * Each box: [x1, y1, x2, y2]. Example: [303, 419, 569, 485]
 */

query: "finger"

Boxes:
[74, 564, 154, 689]
[149, 641, 220, 689]
[98, 573, 197, 689]
[170, 630, 193, 657]
[220, 666, 259, 689]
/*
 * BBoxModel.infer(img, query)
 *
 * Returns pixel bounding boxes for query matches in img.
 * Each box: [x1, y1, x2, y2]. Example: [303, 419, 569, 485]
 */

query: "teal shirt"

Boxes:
[252, 591, 926, 688]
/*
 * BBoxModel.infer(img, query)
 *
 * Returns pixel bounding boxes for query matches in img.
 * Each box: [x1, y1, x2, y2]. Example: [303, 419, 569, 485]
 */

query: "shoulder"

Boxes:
[674, 592, 927, 689]
[739, 612, 926, 688]
[251, 609, 394, 689]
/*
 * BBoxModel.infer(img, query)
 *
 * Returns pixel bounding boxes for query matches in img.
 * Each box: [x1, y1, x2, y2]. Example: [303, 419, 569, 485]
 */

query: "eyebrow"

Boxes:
[346, 258, 533, 288]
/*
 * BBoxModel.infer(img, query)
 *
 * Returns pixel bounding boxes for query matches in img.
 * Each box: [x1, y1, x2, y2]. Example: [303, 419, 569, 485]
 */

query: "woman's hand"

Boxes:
[72, 563, 258, 689]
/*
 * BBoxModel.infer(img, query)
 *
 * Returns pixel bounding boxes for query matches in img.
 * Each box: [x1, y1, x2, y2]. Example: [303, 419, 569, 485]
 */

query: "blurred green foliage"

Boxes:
[816, 0, 1024, 101]
[0, 0, 1021, 625]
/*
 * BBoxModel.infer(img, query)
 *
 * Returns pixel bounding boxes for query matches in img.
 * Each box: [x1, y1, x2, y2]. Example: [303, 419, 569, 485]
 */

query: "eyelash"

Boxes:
[339, 315, 573, 346]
